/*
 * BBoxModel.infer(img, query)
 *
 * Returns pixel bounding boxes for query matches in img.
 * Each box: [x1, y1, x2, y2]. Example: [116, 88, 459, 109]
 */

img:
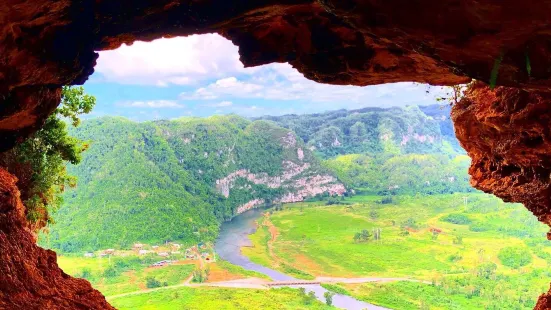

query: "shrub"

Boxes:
[79, 267, 92, 280]
[324, 291, 334, 306]
[321, 283, 349, 296]
[401, 218, 418, 229]
[441, 213, 472, 225]
[103, 266, 118, 278]
[498, 246, 532, 269]
[453, 235, 463, 244]
[369, 210, 379, 219]
[447, 253, 462, 262]
[476, 262, 497, 279]
[469, 221, 489, 232]
[380, 196, 394, 204]
[146, 277, 162, 288]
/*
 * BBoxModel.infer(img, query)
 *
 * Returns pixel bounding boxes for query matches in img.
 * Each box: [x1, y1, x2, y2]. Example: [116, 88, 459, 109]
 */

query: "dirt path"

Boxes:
[263, 213, 279, 259]
[106, 275, 429, 300]
[315, 276, 431, 284]
[106, 277, 267, 300]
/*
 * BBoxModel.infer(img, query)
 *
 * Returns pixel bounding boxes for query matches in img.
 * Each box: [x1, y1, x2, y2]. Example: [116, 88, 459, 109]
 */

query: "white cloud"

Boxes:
[179, 62, 449, 109]
[210, 101, 233, 107]
[117, 100, 185, 108]
[95, 34, 253, 86]
[95, 34, 451, 113]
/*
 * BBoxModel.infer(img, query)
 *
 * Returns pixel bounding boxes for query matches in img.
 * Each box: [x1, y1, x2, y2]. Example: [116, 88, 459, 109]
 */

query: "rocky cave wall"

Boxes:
[3, 0, 551, 309]
[0, 169, 114, 309]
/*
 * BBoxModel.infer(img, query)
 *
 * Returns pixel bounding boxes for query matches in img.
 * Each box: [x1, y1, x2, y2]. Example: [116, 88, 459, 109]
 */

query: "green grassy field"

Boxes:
[56, 193, 551, 309]
[109, 286, 335, 310]
[58, 255, 196, 296]
[58, 255, 333, 309]
[243, 193, 551, 309]
[58, 256, 271, 294]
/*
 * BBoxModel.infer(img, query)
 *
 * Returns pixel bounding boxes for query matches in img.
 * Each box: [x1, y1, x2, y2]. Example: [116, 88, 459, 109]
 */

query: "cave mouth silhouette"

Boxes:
[3, 1, 551, 308]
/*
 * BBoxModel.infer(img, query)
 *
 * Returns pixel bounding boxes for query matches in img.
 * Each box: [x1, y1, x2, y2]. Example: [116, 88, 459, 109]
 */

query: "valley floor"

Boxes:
[57, 193, 551, 309]
[243, 193, 551, 309]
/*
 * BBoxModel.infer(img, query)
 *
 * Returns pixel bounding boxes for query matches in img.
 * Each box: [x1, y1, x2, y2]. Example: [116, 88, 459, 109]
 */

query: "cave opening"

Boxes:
[3, 1, 551, 309]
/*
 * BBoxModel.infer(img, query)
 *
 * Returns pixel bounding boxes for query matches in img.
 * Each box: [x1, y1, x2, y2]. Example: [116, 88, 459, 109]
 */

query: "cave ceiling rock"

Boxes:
[3, 1, 551, 308]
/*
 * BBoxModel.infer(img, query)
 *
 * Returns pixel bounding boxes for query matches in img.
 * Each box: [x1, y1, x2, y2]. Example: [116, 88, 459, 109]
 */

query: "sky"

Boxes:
[84, 33, 448, 121]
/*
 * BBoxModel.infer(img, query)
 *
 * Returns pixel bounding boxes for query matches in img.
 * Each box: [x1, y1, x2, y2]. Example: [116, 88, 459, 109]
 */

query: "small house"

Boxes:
[103, 249, 115, 255]
[84, 252, 94, 258]
[429, 227, 442, 234]
[133, 243, 144, 249]
[158, 252, 170, 257]
[138, 249, 149, 255]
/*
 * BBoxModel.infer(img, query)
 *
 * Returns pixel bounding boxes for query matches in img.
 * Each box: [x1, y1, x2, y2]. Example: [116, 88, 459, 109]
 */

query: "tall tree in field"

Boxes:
[353, 232, 361, 243]
[361, 229, 371, 241]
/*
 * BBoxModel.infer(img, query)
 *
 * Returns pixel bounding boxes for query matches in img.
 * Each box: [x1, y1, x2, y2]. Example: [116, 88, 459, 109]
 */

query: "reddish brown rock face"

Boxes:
[453, 82, 551, 225]
[4, 0, 551, 308]
[0, 168, 113, 309]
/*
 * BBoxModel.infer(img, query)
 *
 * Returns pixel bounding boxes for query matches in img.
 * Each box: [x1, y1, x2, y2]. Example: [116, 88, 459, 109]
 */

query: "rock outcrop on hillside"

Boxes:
[4, 1, 551, 308]
[0, 168, 113, 310]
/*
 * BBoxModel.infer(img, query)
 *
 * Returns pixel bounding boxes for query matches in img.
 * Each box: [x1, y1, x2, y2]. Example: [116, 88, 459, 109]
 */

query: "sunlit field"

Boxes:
[243, 193, 550, 309]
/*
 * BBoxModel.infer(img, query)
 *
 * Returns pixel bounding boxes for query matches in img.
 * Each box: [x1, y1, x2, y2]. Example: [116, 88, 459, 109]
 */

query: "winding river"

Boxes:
[215, 207, 389, 310]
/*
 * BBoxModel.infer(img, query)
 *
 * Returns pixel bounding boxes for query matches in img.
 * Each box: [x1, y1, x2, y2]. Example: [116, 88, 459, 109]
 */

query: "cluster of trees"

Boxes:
[146, 277, 168, 288]
[353, 228, 382, 243]
[192, 266, 211, 283]
[324, 153, 473, 196]
[442, 213, 472, 225]
[498, 246, 532, 269]
[297, 288, 317, 305]
[323, 291, 334, 306]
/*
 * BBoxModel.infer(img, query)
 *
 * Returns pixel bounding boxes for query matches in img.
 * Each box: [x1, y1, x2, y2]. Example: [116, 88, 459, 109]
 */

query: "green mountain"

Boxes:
[44, 115, 342, 252]
[323, 153, 473, 195]
[43, 105, 473, 253]
[259, 105, 463, 158]
[260, 104, 472, 195]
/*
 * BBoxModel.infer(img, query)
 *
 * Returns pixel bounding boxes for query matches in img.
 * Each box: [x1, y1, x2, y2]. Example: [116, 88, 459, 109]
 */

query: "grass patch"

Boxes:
[58, 255, 196, 296]
[243, 193, 550, 309]
[215, 260, 270, 279]
[109, 286, 336, 310]
[320, 283, 351, 296]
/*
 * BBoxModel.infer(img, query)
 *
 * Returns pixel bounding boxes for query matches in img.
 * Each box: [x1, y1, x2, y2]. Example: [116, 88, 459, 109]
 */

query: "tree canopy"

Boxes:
[0, 86, 95, 230]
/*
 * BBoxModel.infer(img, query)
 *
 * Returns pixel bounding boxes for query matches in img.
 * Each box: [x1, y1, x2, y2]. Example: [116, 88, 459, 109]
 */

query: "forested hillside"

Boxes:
[323, 153, 473, 195]
[262, 104, 471, 195]
[43, 104, 473, 253]
[44, 116, 341, 252]
[260, 105, 463, 158]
